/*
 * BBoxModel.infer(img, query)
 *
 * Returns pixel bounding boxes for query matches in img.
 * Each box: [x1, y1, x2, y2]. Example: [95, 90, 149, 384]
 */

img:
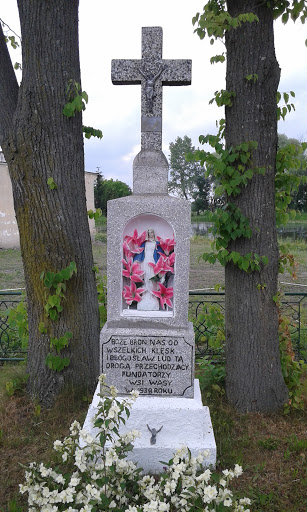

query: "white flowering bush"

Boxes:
[20, 375, 252, 512]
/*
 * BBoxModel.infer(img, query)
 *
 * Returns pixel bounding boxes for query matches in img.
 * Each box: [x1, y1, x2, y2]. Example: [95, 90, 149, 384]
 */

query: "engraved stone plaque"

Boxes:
[141, 116, 162, 132]
[102, 335, 193, 397]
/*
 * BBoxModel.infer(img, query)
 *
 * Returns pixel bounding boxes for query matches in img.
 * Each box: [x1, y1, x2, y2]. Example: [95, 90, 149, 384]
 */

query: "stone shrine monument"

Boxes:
[84, 27, 216, 472]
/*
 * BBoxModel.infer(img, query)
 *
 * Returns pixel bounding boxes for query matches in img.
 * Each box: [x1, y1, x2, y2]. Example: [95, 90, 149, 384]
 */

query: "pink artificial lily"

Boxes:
[167, 252, 175, 266]
[122, 281, 145, 305]
[122, 258, 144, 282]
[157, 236, 176, 256]
[125, 229, 147, 247]
[152, 283, 173, 308]
[123, 241, 144, 260]
[148, 255, 174, 276]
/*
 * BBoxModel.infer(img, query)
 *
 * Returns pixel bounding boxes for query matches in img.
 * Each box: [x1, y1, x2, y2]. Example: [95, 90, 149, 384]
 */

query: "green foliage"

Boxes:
[87, 208, 102, 220]
[278, 244, 297, 277]
[209, 89, 236, 108]
[93, 266, 107, 328]
[268, 0, 307, 30]
[193, 135, 264, 199]
[45, 353, 70, 372]
[194, 303, 226, 397]
[40, 262, 77, 372]
[40, 261, 77, 322]
[277, 90, 296, 121]
[193, 2, 259, 45]
[198, 358, 226, 398]
[94, 172, 132, 216]
[63, 80, 102, 140]
[278, 312, 306, 414]
[41, 261, 77, 290]
[276, 138, 307, 223]
[245, 73, 258, 83]
[6, 35, 19, 49]
[189, 133, 269, 270]
[63, 80, 88, 117]
[47, 177, 57, 190]
[82, 126, 103, 139]
[277, 133, 307, 213]
[50, 332, 73, 353]
[210, 53, 226, 64]
[194, 303, 225, 350]
[5, 373, 28, 397]
[169, 136, 211, 212]
[7, 297, 28, 349]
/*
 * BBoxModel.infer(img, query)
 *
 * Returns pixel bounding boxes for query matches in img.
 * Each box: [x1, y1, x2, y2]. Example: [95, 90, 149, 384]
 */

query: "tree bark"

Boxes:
[0, 0, 100, 406]
[224, 0, 288, 412]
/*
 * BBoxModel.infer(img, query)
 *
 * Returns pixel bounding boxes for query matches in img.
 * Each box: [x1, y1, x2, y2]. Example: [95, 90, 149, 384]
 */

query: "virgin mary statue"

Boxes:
[133, 228, 162, 311]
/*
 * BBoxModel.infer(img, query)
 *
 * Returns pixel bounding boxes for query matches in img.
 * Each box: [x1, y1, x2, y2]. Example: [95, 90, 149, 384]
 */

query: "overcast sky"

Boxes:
[1, 1, 307, 187]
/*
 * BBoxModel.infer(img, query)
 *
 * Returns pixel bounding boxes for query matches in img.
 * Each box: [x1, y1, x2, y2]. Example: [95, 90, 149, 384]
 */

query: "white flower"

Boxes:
[239, 497, 251, 505]
[54, 474, 65, 485]
[196, 453, 204, 464]
[62, 451, 68, 462]
[196, 469, 211, 483]
[79, 430, 94, 444]
[80, 506, 92, 512]
[98, 373, 106, 385]
[108, 404, 121, 419]
[224, 497, 233, 507]
[234, 464, 243, 477]
[130, 389, 139, 399]
[19, 484, 28, 494]
[203, 485, 218, 504]
[69, 421, 81, 435]
[53, 440, 63, 451]
[58, 488, 75, 504]
[159, 501, 170, 511]
[69, 475, 81, 487]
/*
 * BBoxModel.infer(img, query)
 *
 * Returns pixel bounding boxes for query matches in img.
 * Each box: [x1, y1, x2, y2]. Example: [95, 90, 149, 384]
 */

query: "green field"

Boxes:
[1, 235, 307, 293]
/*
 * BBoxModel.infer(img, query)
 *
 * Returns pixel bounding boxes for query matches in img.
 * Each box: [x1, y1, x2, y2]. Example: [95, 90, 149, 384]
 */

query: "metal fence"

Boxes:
[0, 292, 27, 362]
[190, 291, 307, 361]
[1, 291, 306, 363]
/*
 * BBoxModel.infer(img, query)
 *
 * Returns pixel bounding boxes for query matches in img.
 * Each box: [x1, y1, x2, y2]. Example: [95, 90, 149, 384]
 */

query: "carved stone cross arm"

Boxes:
[111, 27, 191, 151]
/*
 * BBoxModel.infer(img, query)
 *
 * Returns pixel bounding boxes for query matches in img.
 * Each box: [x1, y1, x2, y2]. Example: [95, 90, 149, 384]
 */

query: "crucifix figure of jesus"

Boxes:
[111, 27, 192, 152]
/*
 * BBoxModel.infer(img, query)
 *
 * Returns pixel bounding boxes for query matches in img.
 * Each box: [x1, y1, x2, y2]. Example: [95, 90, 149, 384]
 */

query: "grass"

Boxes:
[201, 391, 307, 512]
[0, 365, 306, 511]
[0, 229, 307, 511]
[0, 366, 90, 511]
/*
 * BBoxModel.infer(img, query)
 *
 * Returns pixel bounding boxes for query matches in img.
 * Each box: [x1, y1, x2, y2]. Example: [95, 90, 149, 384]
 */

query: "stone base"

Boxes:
[83, 379, 216, 474]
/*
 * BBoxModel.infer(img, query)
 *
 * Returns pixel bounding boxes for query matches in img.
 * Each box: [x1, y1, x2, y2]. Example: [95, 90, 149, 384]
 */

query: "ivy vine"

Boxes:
[40, 261, 77, 372]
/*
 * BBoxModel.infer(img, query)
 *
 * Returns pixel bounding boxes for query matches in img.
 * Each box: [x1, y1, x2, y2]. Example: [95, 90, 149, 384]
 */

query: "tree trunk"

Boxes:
[0, 0, 100, 406]
[224, 0, 288, 412]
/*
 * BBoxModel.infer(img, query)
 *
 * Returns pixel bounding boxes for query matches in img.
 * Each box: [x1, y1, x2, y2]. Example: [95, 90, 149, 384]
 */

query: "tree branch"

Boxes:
[0, 22, 19, 144]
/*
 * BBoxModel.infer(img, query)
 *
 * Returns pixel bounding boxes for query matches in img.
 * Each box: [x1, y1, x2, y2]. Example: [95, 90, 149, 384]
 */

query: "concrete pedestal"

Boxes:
[83, 379, 216, 473]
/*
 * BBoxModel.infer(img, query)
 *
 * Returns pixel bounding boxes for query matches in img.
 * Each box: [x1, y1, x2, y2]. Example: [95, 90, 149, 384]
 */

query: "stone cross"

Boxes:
[111, 27, 192, 151]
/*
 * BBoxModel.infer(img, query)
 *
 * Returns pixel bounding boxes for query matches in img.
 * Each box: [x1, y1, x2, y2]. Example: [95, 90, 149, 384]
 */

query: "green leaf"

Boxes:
[230, 251, 241, 263]
[38, 322, 47, 334]
[45, 353, 70, 372]
[47, 177, 57, 190]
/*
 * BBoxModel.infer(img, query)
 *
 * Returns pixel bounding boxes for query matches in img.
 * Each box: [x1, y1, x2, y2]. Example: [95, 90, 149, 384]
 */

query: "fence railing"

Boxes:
[190, 291, 307, 361]
[1, 291, 306, 363]
[0, 292, 27, 362]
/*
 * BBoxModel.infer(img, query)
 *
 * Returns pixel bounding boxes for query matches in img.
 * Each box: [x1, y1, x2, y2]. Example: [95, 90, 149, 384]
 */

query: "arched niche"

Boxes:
[122, 214, 175, 317]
